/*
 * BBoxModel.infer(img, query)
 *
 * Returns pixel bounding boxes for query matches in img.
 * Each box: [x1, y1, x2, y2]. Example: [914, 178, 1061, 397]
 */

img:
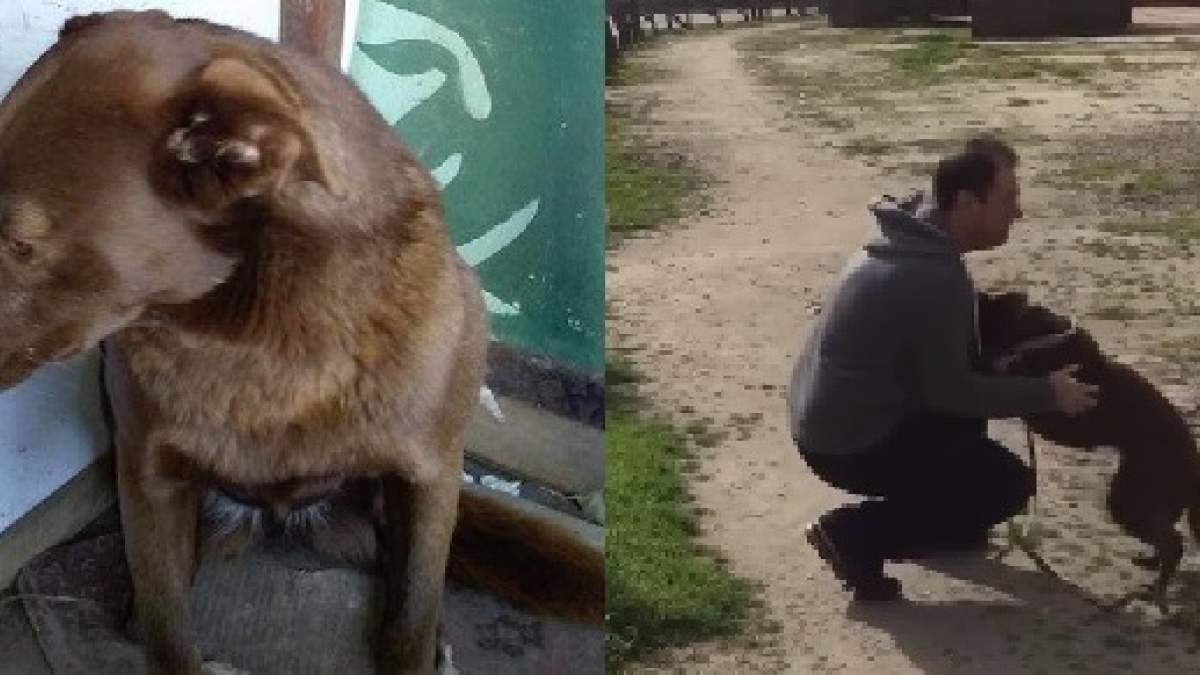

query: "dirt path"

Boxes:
[607, 19, 1200, 674]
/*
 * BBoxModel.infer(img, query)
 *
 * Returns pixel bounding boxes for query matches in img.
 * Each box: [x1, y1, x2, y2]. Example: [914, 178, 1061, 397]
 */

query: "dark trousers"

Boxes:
[800, 413, 1035, 562]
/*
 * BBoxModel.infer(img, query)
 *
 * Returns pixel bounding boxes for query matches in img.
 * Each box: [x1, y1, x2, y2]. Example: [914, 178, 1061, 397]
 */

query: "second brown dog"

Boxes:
[978, 291, 1200, 614]
[0, 10, 602, 675]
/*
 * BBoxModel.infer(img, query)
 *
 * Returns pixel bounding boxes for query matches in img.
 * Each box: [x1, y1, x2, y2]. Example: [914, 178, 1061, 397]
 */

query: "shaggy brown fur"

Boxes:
[0, 10, 602, 674]
[977, 291, 1200, 613]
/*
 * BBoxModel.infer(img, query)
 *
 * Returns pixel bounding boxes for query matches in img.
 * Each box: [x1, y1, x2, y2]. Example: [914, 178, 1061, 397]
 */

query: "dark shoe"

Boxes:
[805, 519, 902, 602]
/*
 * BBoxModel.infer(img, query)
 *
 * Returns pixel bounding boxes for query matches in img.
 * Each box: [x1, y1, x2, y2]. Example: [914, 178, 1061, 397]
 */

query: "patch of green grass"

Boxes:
[1089, 304, 1142, 321]
[1103, 53, 1130, 69]
[605, 106, 709, 247]
[1121, 168, 1179, 198]
[1077, 239, 1159, 261]
[843, 135, 893, 157]
[607, 381, 754, 671]
[1153, 335, 1200, 359]
[606, 45, 711, 247]
[813, 112, 855, 131]
[606, 30, 679, 87]
[606, 59, 753, 667]
[734, 23, 1109, 168]
[607, 356, 643, 391]
[880, 33, 1093, 85]
[1101, 213, 1200, 243]
[954, 56, 1091, 83]
[887, 33, 973, 78]
[1059, 160, 1124, 183]
[683, 416, 729, 448]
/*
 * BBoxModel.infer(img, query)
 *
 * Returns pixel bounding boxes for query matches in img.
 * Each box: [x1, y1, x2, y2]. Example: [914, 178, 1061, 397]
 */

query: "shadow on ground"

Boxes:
[846, 554, 1200, 675]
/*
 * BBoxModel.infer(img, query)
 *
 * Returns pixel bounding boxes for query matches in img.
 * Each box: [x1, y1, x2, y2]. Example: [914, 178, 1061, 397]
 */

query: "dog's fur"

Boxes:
[978, 291, 1200, 612]
[0, 11, 602, 674]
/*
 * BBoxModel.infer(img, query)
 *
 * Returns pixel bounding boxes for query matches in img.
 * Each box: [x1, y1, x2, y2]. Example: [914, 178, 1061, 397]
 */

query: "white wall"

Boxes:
[0, 0, 283, 534]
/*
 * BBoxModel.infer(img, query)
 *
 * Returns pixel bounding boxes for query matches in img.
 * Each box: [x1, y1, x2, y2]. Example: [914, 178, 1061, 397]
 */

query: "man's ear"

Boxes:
[156, 55, 342, 212]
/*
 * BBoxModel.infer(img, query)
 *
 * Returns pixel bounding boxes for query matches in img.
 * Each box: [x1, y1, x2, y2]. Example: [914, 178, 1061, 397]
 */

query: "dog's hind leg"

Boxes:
[1103, 528, 1181, 617]
[1103, 478, 1184, 616]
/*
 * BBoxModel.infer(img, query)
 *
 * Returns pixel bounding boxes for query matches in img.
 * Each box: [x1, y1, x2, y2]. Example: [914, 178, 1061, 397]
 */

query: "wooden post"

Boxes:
[280, 0, 346, 66]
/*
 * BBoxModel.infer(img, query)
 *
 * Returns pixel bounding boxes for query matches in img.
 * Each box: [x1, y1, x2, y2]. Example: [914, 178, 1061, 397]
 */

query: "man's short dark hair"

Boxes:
[933, 137, 1019, 212]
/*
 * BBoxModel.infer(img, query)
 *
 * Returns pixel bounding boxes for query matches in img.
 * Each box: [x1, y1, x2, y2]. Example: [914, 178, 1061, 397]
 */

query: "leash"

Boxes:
[1005, 423, 1039, 539]
[1001, 421, 1060, 579]
[989, 318, 1075, 531]
[1024, 422, 1038, 517]
[994, 315, 1079, 524]
[987, 322, 1083, 579]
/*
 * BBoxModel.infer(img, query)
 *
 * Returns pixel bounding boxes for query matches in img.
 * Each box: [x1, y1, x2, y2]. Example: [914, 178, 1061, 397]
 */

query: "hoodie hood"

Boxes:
[864, 191, 960, 261]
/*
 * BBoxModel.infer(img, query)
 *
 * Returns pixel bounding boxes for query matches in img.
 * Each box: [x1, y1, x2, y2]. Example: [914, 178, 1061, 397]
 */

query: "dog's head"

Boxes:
[998, 328, 1104, 378]
[0, 11, 340, 386]
[977, 291, 1075, 370]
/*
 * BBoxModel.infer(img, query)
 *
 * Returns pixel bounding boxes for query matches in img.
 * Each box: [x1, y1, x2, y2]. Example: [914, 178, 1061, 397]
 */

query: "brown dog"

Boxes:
[0, 10, 602, 674]
[978, 291, 1200, 614]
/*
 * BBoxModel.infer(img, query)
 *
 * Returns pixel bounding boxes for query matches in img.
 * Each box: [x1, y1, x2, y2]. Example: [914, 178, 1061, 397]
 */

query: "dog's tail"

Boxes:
[448, 486, 604, 626]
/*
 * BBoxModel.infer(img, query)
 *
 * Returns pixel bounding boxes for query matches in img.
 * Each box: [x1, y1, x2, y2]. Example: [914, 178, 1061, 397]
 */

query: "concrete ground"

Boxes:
[0, 587, 53, 675]
[0, 453, 600, 675]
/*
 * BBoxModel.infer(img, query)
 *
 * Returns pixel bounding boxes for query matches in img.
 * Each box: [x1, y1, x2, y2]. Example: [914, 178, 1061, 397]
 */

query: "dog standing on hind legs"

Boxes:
[0, 10, 603, 674]
[978, 291, 1200, 616]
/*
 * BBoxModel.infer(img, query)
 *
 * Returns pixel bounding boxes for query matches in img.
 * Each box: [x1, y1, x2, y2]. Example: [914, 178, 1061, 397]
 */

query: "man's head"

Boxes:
[933, 137, 1022, 252]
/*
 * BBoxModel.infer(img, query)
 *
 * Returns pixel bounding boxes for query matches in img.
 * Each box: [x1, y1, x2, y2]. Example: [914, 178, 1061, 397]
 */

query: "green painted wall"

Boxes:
[347, 0, 604, 372]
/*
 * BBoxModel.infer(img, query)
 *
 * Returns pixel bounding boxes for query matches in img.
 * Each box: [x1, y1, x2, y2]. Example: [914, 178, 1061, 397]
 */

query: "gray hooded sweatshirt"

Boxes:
[787, 192, 1058, 456]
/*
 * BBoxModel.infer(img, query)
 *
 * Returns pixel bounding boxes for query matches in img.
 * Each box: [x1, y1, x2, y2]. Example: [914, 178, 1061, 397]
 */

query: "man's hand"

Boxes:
[1048, 364, 1099, 415]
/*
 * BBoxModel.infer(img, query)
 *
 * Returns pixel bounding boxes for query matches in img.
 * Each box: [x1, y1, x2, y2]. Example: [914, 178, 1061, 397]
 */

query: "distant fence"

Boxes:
[606, 0, 823, 74]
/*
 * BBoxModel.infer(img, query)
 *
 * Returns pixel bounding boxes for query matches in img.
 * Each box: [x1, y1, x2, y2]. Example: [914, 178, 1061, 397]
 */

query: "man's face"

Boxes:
[962, 161, 1023, 251]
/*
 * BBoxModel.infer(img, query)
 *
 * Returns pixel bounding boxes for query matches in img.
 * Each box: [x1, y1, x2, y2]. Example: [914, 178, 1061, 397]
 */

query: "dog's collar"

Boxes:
[992, 317, 1079, 373]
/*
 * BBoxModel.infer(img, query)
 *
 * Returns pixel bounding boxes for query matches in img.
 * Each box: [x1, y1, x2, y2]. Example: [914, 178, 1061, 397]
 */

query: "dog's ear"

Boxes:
[156, 56, 341, 212]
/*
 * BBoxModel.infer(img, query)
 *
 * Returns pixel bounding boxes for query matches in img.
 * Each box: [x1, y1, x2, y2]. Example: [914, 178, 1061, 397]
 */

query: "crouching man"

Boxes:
[788, 137, 1098, 601]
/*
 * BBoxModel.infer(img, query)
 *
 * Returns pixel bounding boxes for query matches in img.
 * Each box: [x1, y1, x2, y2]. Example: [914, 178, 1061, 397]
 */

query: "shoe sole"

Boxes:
[805, 522, 848, 586]
[805, 522, 901, 602]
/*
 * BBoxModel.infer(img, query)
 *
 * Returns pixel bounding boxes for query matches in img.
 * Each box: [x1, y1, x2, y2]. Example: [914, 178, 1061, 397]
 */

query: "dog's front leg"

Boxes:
[376, 467, 460, 675]
[118, 441, 204, 675]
